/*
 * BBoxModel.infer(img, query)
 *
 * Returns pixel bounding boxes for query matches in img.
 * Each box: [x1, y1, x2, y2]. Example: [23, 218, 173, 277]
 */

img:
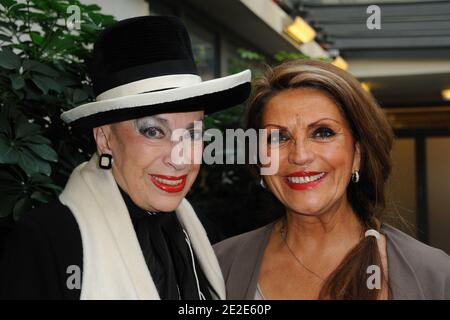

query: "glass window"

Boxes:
[148, 0, 177, 16]
[184, 17, 217, 80]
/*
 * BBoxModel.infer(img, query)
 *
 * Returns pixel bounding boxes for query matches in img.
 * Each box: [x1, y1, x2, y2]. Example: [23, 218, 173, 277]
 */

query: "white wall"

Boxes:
[348, 58, 450, 78]
[81, 0, 149, 20]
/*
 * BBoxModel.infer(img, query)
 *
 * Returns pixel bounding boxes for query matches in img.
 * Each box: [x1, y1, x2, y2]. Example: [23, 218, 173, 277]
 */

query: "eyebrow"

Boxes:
[309, 117, 341, 127]
[152, 115, 204, 129]
[263, 117, 341, 129]
[152, 116, 168, 125]
[186, 118, 204, 130]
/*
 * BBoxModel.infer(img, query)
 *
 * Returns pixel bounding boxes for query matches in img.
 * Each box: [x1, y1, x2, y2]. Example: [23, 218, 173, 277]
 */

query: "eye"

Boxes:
[267, 131, 289, 145]
[313, 127, 335, 139]
[189, 129, 203, 141]
[141, 126, 165, 139]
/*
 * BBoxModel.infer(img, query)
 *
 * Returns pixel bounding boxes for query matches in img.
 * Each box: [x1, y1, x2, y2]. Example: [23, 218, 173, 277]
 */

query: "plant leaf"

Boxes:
[30, 190, 52, 203]
[33, 155, 52, 176]
[0, 193, 20, 218]
[0, 166, 61, 218]
[27, 143, 58, 162]
[13, 196, 33, 220]
[0, 47, 21, 70]
[73, 88, 88, 103]
[0, 111, 12, 136]
[23, 59, 59, 77]
[31, 75, 49, 94]
[17, 149, 40, 176]
[10, 73, 25, 90]
[15, 116, 41, 140]
[30, 31, 44, 45]
[30, 174, 61, 192]
[31, 74, 62, 94]
[0, 168, 18, 183]
[0, 0, 16, 10]
[21, 134, 51, 144]
[0, 34, 11, 42]
[0, 135, 19, 163]
[0, 168, 27, 196]
[17, 148, 52, 177]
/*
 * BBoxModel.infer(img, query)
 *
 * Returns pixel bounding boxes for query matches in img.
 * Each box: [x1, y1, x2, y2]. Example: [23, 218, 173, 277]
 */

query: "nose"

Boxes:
[288, 137, 314, 167]
[162, 140, 192, 171]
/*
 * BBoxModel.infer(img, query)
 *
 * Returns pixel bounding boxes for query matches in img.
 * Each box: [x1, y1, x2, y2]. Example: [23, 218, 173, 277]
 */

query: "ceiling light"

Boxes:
[361, 82, 370, 92]
[331, 56, 348, 70]
[442, 89, 450, 100]
[284, 17, 316, 44]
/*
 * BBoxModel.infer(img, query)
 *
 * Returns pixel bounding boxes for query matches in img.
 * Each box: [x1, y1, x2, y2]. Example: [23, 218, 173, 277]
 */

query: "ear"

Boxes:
[353, 142, 361, 172]
[93, 125, 112, 155]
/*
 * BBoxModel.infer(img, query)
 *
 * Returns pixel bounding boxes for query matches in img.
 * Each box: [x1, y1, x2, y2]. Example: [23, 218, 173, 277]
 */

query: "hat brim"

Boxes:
[61, 70, 251, 129]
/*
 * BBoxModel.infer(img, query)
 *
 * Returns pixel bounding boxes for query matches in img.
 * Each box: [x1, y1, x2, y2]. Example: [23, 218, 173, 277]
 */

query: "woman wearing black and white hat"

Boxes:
[0, 16, 251, 300]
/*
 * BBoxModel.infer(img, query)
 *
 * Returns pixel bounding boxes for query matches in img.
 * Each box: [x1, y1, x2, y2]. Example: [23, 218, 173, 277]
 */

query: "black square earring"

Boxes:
[99, 154, 113, 169]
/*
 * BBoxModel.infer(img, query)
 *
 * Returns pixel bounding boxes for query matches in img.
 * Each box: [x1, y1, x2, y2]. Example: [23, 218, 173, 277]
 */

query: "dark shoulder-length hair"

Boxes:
[246, 59, 394, 300]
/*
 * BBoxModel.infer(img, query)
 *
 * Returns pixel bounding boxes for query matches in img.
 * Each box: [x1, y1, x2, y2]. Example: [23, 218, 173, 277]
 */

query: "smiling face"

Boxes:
[261, 88, 360, 217]
[94, 111, 204, 212]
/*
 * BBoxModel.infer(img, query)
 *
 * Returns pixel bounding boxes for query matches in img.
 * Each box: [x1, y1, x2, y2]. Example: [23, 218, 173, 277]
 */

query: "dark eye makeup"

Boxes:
[313, 127, 336, 139]
[189, 129, 203, 141]
[264, 126, 337, 145]
[267, 130, 290, 145]
[134, 118, 167, 139]
[142, 126, 165, 139]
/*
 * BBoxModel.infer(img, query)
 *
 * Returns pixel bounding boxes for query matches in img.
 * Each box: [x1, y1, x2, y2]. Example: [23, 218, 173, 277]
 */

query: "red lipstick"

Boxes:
[149, 174, 187, 193]
[284, 171, 326, 190]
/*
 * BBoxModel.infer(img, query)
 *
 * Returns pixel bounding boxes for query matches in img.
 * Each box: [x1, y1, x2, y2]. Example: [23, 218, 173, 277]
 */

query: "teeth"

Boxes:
[287, 173, 325, 184]
[152, 176, 183, 186]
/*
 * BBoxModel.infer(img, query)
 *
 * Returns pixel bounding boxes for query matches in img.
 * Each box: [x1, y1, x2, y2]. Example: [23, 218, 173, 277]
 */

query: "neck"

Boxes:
[282, 198, 363, 254]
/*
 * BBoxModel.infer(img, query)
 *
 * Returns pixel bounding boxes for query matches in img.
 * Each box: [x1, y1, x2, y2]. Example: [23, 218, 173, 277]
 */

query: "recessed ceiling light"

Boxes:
[361, 82, 370, 92]
[331, 56, 348, 70]
[284, 17, 316, 44]
[442, 89, 450, 100]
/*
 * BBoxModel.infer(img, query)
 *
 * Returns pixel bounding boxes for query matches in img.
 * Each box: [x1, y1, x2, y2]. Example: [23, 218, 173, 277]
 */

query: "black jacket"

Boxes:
[0, 200, 82, 299]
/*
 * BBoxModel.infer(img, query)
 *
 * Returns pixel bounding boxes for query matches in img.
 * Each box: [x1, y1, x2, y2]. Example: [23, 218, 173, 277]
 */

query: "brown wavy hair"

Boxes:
[246, 59, 394, 299]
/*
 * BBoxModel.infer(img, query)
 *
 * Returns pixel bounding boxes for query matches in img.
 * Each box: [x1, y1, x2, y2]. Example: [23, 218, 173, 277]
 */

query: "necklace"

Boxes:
[279, 220, 326, 282]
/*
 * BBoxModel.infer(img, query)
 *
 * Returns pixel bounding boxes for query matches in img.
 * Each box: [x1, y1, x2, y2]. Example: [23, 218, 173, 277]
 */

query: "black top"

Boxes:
[119, 189, 212, 300]
[0, 192, 212, 300]
[0, 200, 82, 299]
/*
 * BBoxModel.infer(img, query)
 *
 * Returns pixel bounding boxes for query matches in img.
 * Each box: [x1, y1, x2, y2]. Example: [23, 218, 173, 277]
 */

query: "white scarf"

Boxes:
[59, 154, 225, 300]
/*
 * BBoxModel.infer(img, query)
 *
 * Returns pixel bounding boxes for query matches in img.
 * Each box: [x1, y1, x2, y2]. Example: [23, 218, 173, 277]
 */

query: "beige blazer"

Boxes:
[214, 222, 450, 300]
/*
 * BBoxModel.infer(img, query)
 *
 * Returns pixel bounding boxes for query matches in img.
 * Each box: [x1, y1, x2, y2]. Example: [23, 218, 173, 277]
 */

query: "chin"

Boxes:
[288, 198, 326, 216]
[150, 196, 184, 213]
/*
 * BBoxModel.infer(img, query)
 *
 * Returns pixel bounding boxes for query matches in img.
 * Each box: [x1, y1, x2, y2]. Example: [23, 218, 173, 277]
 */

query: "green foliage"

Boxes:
[227, 48, 266, 80]
[0, 0, 115, 220]
[274, 51, 311, 62]
[0, 106, 57, 176]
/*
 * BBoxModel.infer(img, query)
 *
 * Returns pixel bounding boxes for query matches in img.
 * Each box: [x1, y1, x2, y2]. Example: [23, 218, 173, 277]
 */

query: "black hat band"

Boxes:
[94, 58, 199, 98]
